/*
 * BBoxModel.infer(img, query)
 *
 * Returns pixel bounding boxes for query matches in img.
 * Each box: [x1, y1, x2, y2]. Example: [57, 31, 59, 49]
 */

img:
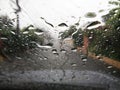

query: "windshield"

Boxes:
[0, 0, 120, 90]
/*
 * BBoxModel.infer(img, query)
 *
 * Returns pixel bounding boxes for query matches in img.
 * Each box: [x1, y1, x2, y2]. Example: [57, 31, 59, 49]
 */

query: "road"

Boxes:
[0, 37, 120, 89]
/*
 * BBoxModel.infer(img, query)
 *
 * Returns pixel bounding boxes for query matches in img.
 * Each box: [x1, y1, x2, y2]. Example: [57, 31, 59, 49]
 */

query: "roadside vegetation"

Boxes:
[0, 15, 44, 55]
[60, 25, 77, 39]
[60, 25, 84, 47]
[61, 0, 120, 61]
[88, 0, 120, 61]
[84, 12, 97, 18]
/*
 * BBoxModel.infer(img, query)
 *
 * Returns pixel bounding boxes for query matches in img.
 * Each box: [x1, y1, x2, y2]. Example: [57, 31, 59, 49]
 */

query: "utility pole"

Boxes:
[11, 0, 21, 35]
[16, 13, 20, 35]
[15, 0, 21, 35]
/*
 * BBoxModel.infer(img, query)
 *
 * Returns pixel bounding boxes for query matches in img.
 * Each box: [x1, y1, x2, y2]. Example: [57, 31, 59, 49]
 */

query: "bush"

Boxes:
[86, 1, 120, 61]
[60, 25, 77, 39]
[85, 12, 96, 18]
[0, 15, 44, 54]
[72, 28, 84, 47]
[60, 24, 84, 47]
[87, 26, 120, 61]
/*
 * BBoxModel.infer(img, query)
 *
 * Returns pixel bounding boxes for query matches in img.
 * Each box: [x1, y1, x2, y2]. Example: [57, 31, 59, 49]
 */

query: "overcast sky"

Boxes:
[0, 0, 114, 28]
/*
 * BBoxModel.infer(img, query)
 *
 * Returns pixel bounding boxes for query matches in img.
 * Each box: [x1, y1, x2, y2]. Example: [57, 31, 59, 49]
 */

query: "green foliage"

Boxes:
[60, 0, 120, 61]
[0, 15, 44, 53]
[88, 2, 120, 61]
[85, 12, 96, 18]
[109, 0, 120, 6]
[60, 25, 77, 39]
[88, 27, 120, 61]
[60, 24, 84, 47]
[99, 9, 104, 13]
[72, 28, 83, 47]
[0, 15, 15, 31]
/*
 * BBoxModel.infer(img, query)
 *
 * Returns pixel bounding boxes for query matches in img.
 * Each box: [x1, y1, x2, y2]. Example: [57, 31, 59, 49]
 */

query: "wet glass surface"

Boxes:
[0, 0, 120, 89]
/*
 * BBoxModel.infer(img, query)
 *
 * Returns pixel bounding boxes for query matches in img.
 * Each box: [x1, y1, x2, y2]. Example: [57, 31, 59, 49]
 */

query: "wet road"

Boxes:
[0, 38, 120, 89]
[0, 70, 120, 90]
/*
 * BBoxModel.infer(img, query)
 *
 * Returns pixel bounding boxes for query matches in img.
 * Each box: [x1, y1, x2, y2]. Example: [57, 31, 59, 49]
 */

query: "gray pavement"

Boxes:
[0, 70, 120, 90]
[0, 38, 120, 89]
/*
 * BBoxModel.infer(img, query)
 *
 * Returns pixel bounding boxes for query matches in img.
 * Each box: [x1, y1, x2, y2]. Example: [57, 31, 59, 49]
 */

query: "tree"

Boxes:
[88, 0, 120, 60]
